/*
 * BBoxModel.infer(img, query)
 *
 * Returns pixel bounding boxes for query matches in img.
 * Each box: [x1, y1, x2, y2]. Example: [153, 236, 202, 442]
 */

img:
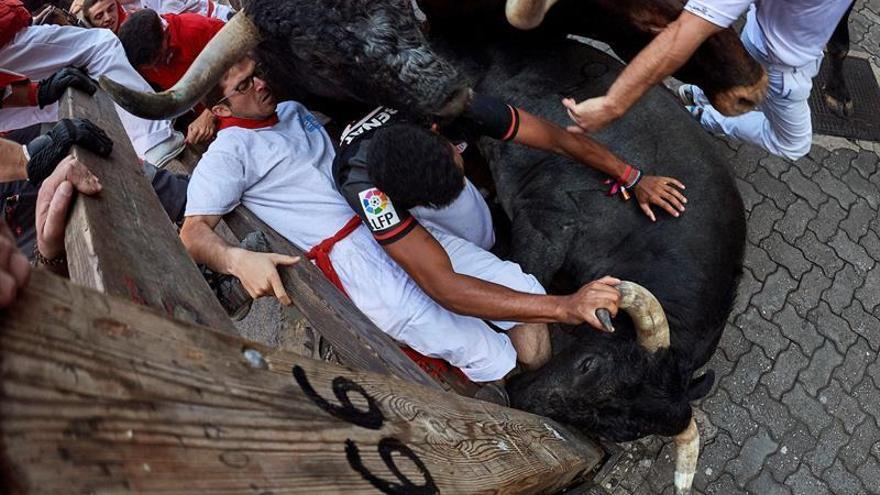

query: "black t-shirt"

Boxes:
[332, 93, 520, 245]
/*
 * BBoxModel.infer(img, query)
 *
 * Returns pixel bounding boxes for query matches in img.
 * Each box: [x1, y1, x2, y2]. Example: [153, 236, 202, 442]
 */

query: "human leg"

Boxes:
[694, 65, 815, 160]
[508, 322, 551, 371]
[332, 232, 518, 383]
[689, 22, 818, 161]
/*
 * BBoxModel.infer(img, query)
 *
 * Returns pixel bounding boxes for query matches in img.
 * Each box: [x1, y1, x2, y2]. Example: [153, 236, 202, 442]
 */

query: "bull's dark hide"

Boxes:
[246, 0, 465, 118]
[450, 38, 745, 442]
[418, 0, 765, 111]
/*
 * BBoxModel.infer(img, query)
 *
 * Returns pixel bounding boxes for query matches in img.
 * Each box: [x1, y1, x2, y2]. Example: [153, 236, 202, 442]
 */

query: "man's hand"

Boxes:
[186, 109, 217, 145]
[26, 118, 113, 184]
[0, 219, 30, 309]
[562, 97, 621, 134]
[36, 156, 102, 260]
[37, 67, 97, 108]
[227, 249, 300, 306]
[633, 175, 687, 222]
[560, 276, 621, 329]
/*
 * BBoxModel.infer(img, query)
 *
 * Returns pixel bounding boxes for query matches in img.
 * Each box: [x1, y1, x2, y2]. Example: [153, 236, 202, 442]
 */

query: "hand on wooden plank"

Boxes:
[35, 156, 102, 261]
[227, 248, 300, 306]
[0, 219, 30, 308]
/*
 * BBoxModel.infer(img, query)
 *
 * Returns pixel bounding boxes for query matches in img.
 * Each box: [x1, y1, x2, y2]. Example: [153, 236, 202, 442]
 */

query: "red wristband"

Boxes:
[618, 164, 632, 184]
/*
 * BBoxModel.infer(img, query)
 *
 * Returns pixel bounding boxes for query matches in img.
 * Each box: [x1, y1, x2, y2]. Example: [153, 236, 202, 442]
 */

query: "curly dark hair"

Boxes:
[118, 9, 164, 69]
[366, 124, 465, 210]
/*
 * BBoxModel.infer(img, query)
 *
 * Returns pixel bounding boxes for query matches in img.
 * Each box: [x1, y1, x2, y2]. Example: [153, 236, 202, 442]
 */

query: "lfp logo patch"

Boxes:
[358, 188, 401, 231]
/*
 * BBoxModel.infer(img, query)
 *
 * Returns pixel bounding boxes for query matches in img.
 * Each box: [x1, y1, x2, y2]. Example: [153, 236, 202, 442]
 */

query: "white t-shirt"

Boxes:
[683, 0, 853, 67]
[186, 101, 360, 250]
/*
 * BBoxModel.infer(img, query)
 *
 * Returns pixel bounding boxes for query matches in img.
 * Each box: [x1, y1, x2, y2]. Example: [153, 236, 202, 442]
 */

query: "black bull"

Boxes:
[446, 38, 746, 442]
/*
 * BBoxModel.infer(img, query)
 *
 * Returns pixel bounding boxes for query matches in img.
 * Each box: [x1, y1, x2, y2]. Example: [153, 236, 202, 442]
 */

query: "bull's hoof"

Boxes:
[822, 87, 854, 118]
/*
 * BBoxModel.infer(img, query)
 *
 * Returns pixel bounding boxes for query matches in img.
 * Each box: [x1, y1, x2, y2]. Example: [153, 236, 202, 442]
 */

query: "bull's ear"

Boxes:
[687, 370, 715, 401]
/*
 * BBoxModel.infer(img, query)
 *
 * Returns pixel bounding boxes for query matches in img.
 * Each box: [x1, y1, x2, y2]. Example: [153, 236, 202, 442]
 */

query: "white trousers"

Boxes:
[0, 24, 173, 157]
[331, 179, 544, 382]
[694, 11, 820, 161]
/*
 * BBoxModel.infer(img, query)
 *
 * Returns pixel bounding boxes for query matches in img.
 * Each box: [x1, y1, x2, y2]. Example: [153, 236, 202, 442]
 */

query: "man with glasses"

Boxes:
[179, 55, 624, 403]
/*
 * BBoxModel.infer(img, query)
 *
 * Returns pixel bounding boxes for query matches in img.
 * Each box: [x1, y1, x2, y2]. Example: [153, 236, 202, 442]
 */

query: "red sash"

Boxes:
[304, 214, 470, 384]
[304, 215, 361, 296]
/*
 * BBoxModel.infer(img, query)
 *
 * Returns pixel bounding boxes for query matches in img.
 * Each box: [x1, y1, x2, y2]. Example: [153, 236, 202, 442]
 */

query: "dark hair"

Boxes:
[118, 9, 164, 68]
[366, 124, 464, 210]
[80, 0, 99, 18]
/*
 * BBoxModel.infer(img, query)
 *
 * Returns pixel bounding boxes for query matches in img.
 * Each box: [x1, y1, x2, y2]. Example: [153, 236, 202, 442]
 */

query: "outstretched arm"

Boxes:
[563, 11, 723, 133]
[384, 224, 620, 330]
[514, 109, 687, 221]
[180, 215, 299, 305]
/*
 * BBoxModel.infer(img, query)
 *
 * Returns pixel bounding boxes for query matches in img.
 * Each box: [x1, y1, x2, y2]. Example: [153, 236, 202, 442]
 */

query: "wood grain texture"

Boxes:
[0, 270, 602, 494]
[57, 89, 235, 333]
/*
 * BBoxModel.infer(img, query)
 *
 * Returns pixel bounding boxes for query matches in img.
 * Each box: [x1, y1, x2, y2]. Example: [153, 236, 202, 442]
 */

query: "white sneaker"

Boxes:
[143, 130, 185, 169]
[677, 84, 697, 107]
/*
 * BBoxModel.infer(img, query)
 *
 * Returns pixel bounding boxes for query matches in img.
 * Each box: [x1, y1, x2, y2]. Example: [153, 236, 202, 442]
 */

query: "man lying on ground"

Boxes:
[179, 55, 624, 403]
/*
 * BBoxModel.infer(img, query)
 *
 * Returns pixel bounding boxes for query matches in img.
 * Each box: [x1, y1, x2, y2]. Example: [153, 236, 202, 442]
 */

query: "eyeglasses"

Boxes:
[215, 74, 255, 107]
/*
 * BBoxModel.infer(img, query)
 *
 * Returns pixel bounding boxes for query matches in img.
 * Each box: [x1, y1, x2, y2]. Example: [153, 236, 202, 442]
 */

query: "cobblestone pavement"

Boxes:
[594, 1, 880, 493]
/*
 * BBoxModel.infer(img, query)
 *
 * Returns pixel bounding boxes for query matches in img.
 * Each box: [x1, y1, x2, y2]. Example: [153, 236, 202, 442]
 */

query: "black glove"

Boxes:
[25, 118, 113, 184]
[36, 67, 97, 108]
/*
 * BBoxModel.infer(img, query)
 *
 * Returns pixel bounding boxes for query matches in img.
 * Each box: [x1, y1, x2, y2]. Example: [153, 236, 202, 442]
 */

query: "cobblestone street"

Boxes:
[596, 0, 880, 492]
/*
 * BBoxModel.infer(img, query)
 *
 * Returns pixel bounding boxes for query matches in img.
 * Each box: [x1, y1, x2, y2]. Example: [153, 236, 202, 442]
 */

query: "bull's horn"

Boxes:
[505, 0, 561, 30]
[617, 281, 670, 352]
[673, 417, 699, 495]
[100, 13, 260, 120]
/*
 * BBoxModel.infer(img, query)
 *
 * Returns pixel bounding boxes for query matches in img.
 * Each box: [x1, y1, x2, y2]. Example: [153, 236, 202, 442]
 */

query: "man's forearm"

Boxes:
[180, 218, 240, 274]
[0, 138, 28, 182]
[604, 13, 719, 115]
[518, 111, 630, 178]
[422, 270, 572, 323]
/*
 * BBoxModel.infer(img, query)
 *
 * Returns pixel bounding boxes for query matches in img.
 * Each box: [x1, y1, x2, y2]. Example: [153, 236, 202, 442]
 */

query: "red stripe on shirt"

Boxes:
[372, 216, 415, 241]
[501, 105, 519, 141]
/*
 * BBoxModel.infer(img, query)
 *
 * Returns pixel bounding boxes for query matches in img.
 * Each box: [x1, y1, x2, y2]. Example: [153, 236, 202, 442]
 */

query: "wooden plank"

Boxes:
[175, 145, 474, 394]
[57, 88, 235, 333]
[0, 269, 603, 494]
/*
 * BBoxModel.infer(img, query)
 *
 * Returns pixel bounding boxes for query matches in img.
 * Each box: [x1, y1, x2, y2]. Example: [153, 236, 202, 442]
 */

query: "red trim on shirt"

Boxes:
[216, 113, 279, 130]
[371, 216, 415, 241]
[501, 105, 519, 141]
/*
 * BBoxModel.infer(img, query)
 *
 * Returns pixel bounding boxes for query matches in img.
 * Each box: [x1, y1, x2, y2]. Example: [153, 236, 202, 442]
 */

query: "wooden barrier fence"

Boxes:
[0, 88, 604, 493]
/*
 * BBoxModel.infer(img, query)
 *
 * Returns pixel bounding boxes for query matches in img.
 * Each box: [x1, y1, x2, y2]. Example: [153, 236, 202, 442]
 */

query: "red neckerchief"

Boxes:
[216, 113, 279, 131]
[114, 1, 127, 30]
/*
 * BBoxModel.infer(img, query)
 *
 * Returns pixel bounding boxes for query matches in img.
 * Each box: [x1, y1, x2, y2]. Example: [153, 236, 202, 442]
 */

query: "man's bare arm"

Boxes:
[0, 138, 28, 182]
[565, 11, 723, 132]
[384, 224, 620, 329]
[180, 215, 299, 305]
[513, 110, 687, 220]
